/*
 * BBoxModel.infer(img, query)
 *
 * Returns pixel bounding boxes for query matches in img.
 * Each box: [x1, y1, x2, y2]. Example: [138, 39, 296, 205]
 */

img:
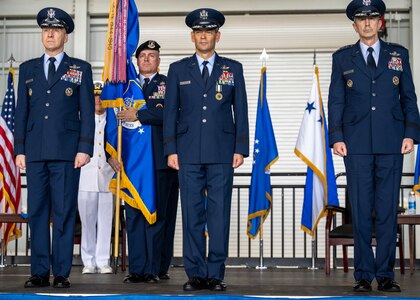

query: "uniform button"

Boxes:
[372, 106, 376, 111]
[203, 106, 207, 110]
[202, 119, 207, 123]
[203, 94, 207, 98]
[99, 142, 102, 146]
[372, 93, 376, 96]
[47, 90, 51, 94]
[99, 131, 102, 134]
[98, 166, 101, 170]
[45, 103, 50, 107]
[98, 154, 102, 158]
[372, 80, 376, 84]
[44, 115, 49, 119]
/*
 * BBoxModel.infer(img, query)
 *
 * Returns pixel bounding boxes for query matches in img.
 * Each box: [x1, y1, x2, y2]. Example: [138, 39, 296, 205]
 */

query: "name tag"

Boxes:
[343, 69, 354, 75]
[179, 80, 191, 86]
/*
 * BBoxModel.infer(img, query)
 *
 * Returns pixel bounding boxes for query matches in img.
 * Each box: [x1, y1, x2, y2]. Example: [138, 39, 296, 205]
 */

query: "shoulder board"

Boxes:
[386, 42, 407, 50]
[157, 73, 167, 81]
[69, 57, 91, 67]
[219, 56, 240, 64]
[334, 44, 352, 54]
[22, 57, 38, 65]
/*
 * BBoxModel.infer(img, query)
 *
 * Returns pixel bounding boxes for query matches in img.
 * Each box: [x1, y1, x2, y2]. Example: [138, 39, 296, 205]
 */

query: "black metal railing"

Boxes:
[1, 172, 417, 269]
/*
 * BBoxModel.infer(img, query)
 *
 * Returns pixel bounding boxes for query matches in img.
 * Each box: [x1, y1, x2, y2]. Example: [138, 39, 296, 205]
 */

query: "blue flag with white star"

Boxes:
[101, 0, 156, 224]
[294, 66, 339, 236]
[247, 67, 278, 239]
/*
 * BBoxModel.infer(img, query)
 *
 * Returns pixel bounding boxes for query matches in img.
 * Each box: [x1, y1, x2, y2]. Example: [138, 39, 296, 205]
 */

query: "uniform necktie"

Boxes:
[367, 47, 376, 77]
[143, 78, 150, 91]
[202, 61, 209, 85]
[48, 57, 56, 85]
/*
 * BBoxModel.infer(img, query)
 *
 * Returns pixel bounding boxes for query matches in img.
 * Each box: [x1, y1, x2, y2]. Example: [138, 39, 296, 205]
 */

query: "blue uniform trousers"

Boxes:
[125, 169, 179, 276]
[26, 161, 80, 278]
[179, 163, 234, 280]
[344, 154, 403, 282]
[125, 203, 151, 275]
[147, 169, 179, 275]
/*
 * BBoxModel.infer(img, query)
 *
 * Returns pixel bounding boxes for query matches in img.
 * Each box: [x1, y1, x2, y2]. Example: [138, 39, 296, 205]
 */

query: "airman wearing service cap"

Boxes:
[164, 7, 249, 292]
[328, 0, 420, 293]
[15, 6, 94, 289]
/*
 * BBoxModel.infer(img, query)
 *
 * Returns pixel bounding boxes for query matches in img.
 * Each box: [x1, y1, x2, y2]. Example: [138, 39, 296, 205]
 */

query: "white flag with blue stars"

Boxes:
[295, 66, 338, 236]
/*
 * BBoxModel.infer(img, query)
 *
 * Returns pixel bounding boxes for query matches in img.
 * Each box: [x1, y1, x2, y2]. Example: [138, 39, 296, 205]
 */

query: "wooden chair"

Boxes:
[325, 190, 405, 275]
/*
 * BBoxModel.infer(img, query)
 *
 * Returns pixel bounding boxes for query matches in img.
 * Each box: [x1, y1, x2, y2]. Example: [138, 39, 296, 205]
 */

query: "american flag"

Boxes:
[0, 67, 22, 248]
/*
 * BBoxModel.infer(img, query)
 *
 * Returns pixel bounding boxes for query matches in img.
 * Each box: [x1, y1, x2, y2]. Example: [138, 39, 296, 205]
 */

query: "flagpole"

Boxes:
[307, 49, 319, 271]
[113, 109, 123, 274]
[255, 49, 269, 270]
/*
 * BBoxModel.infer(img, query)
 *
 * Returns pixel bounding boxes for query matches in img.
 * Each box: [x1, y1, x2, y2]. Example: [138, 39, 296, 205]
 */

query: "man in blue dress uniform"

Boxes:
[163, 8, 249, 291]
[14, 7, 95, 288]
[328, 0, 420, 292]
[112, 40, 179, 284]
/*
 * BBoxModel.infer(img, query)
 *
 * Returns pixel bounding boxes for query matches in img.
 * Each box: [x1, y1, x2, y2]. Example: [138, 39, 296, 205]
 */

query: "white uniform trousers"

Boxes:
[78, 191, 114, 267]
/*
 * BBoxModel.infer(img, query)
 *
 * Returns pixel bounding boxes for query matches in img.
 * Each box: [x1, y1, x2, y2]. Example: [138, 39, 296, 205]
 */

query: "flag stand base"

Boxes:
[308, 238, 318, 270]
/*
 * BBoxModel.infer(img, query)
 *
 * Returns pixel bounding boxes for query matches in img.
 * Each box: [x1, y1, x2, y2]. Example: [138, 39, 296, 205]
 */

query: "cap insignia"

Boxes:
[362, 0, 371, 6]
[200, 10, 208, 20]
[148, 41, 156, 49]
[47, 8, 56, 19]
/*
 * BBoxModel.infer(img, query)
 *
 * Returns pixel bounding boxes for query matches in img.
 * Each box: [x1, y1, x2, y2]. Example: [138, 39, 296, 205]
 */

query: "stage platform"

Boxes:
[1, 265, 420, 298]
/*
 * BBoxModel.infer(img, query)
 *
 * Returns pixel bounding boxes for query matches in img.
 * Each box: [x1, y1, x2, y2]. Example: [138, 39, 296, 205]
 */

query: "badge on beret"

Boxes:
[148, 41, 156, 49]
[347, 80, 353, 88]
[216, 93, 223, 101]
[388, 57, 403, 72]
[65, 87, 73, 96]
[393, 76, 399, 85]
[28, 88, 32, 96]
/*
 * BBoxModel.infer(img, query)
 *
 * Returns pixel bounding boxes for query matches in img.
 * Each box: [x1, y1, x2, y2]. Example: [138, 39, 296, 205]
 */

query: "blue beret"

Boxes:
[185, 8, 225, 30]
[135, 40, 161, 58]
[346, 0, 386, 21]
[37, 7, 74, 34]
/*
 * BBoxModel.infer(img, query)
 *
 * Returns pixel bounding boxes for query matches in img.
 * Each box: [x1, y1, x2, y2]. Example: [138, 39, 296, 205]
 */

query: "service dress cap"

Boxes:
[93, 81, 103, 95]
[135, 40, 161, 58]
[346, 0, 386, 21]
[37, 7, 75, 34]
[185, 8, 225, 30]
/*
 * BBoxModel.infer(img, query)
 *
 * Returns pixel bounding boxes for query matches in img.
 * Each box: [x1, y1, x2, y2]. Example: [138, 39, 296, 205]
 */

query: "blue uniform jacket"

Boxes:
[136, 73, 168, 170]
[14, 53, 95, 161]
[163, 53, 249, 164]
[328, 40, 420, 154]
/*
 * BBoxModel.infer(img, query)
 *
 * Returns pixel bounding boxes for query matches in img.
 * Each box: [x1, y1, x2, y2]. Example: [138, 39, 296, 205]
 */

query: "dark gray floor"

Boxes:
[1, 265, 419, 297]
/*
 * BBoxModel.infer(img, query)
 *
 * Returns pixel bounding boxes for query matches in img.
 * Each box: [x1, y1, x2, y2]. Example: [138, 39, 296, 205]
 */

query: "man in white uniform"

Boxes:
[78, 81, 114, 274]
